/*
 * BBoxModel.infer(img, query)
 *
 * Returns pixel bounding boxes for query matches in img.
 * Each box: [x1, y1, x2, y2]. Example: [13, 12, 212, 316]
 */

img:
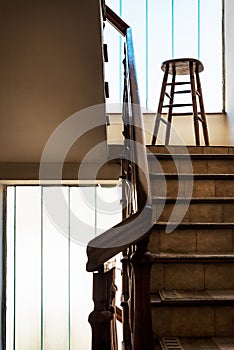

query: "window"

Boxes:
[5, 185, 122, 350]
[105, 0, 223, 113]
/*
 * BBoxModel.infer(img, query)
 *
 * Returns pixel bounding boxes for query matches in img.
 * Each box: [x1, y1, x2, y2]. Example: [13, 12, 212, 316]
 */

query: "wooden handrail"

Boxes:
[106, 6, 129, 35]
[87, 4, 154, 349]
[87, 10, 152, 272]
[87, 206, 152, 272]
[125, 28, 152, 210]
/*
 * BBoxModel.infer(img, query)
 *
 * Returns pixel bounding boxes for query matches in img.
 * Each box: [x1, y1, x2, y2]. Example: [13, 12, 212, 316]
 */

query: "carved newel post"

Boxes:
[88, 267, 116, 350]
[130, 237, 154, 350]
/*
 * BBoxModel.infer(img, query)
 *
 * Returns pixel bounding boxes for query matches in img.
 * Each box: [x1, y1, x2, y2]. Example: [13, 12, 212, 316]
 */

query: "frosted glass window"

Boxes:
[105, 0, 223, 112]
[6, 185, 122, 350]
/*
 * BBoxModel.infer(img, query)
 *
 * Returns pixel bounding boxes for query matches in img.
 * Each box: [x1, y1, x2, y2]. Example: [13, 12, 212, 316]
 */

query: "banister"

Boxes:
[106, 6, 129, 35]
[125, 28, 152, 210]
[106, 5, 151, 210]
[86, 22, 152, 271]
[87, 4, 154, 349]
[86, 206, 152, 272]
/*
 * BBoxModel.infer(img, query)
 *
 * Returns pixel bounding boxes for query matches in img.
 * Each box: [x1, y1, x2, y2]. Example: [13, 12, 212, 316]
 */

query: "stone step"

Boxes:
[149, 222, 234, 253]
[152, 291, 234, 338]
[152, 197, 234, 223]
[150, 174, 234, 197]
[157, 289, 234, 305]
[147, 153, 234, 174]
[147, 145, 234, 155]
[148, 145, 234, 345]
[151, 252, 234, 293]
[157, 337, 234, 350]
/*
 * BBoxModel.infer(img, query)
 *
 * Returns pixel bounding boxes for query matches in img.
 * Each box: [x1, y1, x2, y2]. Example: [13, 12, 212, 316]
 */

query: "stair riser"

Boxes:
[151, 263, 234, 292]
[151, 177, 234, 197]
[149, 228, 234, 253]
[152, 202, 234, 223]
[148, 158, 234, 175]
[152, 305, 234, 338]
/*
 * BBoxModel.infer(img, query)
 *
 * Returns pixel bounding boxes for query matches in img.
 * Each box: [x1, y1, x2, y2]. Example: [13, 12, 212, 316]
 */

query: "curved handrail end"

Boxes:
[86, 205, 153, 272]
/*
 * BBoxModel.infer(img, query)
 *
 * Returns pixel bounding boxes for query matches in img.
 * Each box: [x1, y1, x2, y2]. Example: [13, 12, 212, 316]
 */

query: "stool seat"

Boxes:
[152, 57, 209, 146]
[162, 58, 204, 75]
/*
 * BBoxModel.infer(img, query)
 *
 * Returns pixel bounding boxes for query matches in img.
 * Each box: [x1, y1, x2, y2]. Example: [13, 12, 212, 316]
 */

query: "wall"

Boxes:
[225, 0, 234, 144]
[0, 186, 6, 350]
[0, 0, 106, 178]
[107, 113, 230, 146]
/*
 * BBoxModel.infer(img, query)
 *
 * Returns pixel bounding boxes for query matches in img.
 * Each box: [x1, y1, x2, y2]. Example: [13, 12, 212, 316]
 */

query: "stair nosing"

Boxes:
[150, 173, 234, 179]
[158, 337, 234, 350]
[152, 196, 234, 203]
[152, 252, 234, 263]
[147, 153, 234, 159]
[153, 221, 234, 229]
[151, 293, 234, 307]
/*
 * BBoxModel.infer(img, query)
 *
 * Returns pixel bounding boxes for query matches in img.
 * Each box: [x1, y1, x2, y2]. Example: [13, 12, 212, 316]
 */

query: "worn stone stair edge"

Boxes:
[153, 221, 234, 229]
[147, 145, 234, 154]
[152, 196, 234, 203]
[151, 290, 234, 306]
[152, 252, 234, 262]
[158, 337, 234, 350]
[150, 173, 234, 179]
[147, 153, 234, 159]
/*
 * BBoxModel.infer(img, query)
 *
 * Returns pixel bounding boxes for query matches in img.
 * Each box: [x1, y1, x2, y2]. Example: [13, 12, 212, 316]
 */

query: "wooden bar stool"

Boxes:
[151, 58, 209, 146]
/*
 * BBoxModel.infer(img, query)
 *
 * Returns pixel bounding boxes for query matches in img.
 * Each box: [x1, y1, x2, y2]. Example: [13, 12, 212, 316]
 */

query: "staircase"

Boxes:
[147, 145, 234, 350]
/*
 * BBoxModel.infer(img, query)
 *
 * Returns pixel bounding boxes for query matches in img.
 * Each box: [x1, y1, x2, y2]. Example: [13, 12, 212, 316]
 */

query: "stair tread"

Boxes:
[147, 145, 234, 155]
[152, 196, 234, 202]
[156, 289, 234, 302]
[154, 221, 234, 229]
[150, 173, 234, 179]
[147, 153, 234, 159]
[159, 337, 234, 350]
[152, 252, 234, 261]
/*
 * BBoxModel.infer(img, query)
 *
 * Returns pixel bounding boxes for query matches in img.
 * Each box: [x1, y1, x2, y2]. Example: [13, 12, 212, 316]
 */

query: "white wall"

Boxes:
[225, 0, 234, 143]
[0, 186, 5, 350]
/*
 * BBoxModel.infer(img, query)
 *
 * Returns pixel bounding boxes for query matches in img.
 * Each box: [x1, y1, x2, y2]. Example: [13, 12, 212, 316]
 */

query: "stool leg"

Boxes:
[152, 64, 169, 145]
[165, 66, 176, 145]
[195, 66, 210, 146]
[189, 61, 200, 146]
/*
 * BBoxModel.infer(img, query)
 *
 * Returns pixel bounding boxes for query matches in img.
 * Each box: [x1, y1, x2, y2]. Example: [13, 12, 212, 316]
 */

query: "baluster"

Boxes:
[121, 249, 132, 350]
[130, 237, 153, 350]
[107, 267, 118, 350]
[88, 267, 116, 350]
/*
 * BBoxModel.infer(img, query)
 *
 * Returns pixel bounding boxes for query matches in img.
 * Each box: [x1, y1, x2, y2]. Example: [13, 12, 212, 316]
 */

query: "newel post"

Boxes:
[130, 237, 154, 350]
[88, 267, 117, 350]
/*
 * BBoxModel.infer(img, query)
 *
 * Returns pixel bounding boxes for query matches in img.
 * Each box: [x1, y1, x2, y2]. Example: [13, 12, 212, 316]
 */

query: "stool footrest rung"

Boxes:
[167, 82, 191, 86]
[171, 112, 194, 116]
[174, 90, 191, 94]
[163, 103, 193, 108]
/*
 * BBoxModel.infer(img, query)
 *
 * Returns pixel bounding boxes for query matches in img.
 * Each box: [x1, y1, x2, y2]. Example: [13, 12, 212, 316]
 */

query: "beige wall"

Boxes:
[0, 0, 106, 168]
[108, 113, 230, 146]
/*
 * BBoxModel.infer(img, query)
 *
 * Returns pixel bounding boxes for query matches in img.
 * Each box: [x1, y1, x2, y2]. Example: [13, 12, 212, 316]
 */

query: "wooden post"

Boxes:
[88, 267, 116, 350]
[130, 238, 153, 350]
[165, 66, 176, 145]
[152, 63, 169, 145]
[121, 250, 132, 350]
[190, 61, 200, 146]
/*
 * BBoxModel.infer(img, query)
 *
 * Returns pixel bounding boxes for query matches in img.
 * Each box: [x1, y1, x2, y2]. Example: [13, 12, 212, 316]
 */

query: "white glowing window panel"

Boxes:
[105, 0, 223, 112]
[6, 185, 122, 350]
